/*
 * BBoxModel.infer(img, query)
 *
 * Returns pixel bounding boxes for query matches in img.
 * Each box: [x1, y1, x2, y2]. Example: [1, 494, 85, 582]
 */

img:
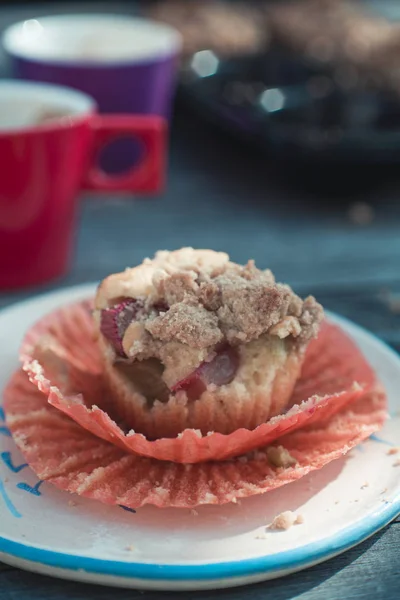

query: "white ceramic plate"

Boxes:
[0, 284, 399, 591]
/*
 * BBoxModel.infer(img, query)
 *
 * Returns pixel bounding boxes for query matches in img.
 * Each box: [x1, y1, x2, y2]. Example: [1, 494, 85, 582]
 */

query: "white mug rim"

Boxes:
[0, 79, 97, 136]
[2, 13, 182, 67]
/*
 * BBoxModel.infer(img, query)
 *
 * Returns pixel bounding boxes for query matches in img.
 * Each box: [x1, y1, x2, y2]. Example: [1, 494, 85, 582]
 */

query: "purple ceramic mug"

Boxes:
[2, 14, 181, 172]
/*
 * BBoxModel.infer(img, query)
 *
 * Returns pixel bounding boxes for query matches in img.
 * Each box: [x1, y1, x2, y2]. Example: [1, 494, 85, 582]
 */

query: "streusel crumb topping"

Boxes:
[96, 248, 323, 363]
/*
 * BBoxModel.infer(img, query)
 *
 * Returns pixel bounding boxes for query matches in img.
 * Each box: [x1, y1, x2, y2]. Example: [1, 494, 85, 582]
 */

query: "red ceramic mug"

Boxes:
[0, 80, 167, 290]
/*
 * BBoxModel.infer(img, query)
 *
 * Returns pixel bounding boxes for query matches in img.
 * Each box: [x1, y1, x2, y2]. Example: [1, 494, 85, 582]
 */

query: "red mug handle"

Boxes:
[83, 115, 167, 193]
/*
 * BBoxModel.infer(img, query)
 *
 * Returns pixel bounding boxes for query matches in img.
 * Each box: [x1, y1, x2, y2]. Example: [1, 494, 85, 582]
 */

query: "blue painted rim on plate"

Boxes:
[0, 501, 399, 580]
[0, 284, 399, 582]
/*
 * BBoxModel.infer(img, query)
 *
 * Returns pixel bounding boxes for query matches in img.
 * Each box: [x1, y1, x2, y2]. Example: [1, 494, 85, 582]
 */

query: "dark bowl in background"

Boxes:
[178, 45, 400, 166]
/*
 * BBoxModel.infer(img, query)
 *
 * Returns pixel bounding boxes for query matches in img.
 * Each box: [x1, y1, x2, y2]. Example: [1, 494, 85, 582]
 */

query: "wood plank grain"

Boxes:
[0, 563, 12, 573]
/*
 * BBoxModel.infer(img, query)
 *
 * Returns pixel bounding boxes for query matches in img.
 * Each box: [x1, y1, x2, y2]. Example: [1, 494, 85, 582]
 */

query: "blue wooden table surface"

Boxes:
[0, 3, 399, 599]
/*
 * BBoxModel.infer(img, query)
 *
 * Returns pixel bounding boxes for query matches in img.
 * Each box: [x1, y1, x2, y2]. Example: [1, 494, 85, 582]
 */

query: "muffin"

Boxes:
[148, 0, 269, 58]
[267, 0, 400, 92]
[94, 248, 323, 438]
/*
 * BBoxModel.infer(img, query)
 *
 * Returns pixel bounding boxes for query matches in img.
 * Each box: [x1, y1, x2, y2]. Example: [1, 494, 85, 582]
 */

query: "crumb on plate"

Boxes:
[387, 447, 399, 455]
[268, 510, 303, 530]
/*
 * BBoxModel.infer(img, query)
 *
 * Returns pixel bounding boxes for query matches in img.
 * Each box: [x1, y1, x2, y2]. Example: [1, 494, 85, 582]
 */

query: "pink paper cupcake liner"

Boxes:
[21, 300, 376, 464]
[3, 370, 387, 509]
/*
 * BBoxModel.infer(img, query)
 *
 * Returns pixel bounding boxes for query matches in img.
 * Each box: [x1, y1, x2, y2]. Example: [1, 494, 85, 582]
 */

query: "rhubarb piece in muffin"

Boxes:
[94, 248, 323, 438]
